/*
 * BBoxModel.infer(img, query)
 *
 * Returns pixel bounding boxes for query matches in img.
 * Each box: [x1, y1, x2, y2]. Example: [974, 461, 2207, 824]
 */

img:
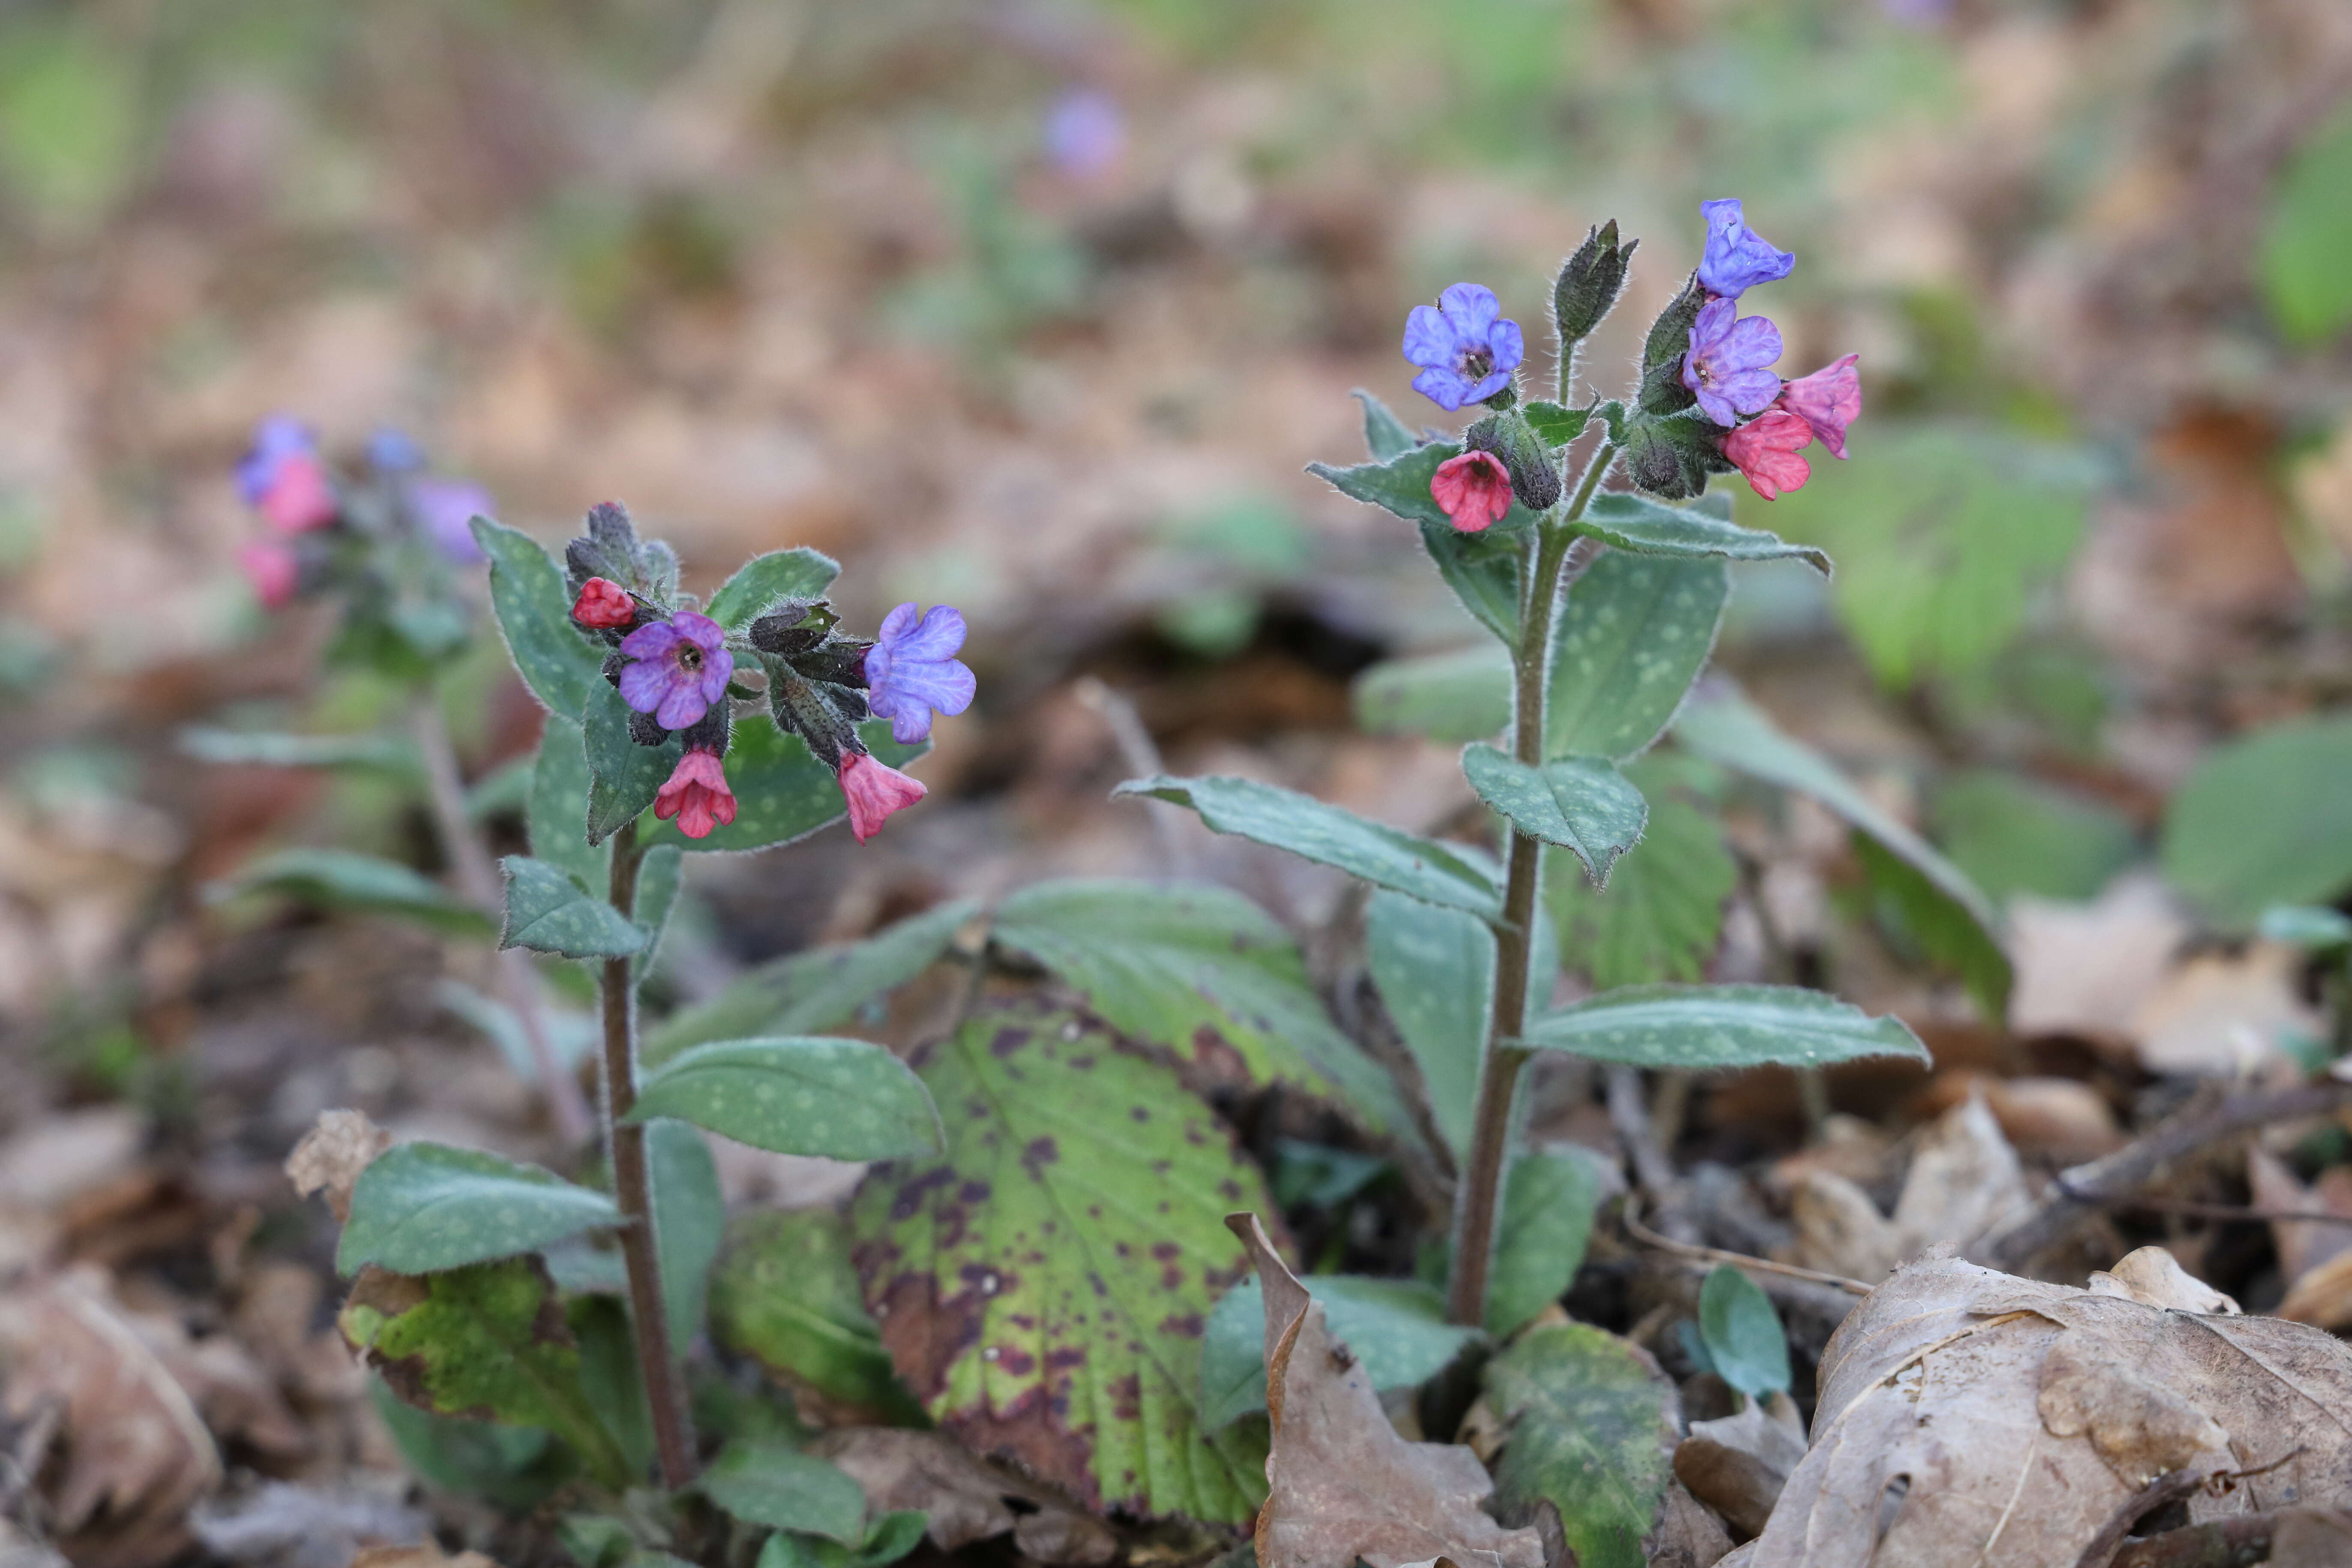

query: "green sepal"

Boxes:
[1466, 408, 1563, 513]
[1621, 413, 1734, 502]
[1637, 273, 1706, 416]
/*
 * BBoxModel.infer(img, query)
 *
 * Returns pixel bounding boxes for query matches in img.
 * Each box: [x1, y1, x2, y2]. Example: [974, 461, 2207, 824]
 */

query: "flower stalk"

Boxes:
[1444, 440, 1617, 1329]
[597, 819, 698, 1487]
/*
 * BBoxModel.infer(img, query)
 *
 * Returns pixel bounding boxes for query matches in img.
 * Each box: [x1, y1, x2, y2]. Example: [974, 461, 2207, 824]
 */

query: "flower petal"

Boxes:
[1401, 305, 1459, 369]
[1438, 282, 1501, 339]
[1484, 316, 1525, 374]
[891, 605, 968, 664]
[1717, 314, 1784, 374]
[618, 660, 674, 716]
[1411, 366, 1471, 412]
[619, 621, 683, 660]
[655, 683, 710, 731]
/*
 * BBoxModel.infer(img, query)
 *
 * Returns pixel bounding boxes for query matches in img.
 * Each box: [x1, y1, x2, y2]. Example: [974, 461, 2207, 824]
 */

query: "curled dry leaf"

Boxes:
[811, 1427, 1054, 1551]
[1747, 1249, 2352, 1568]
[1674, 1392, 1808, 1538]
[1226, 1214, 1543, 1568]
[2250, 1149, 2352, 1330]
[285, 1110, 391, 1223]
[1785, 1093, 2031, 1285]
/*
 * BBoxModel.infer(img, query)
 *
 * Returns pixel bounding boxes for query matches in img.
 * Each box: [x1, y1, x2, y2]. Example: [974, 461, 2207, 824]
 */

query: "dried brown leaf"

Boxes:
[1226, 1214, 1542, 1568]
[1749, 1250, 2352, 1568]
[1788, 1093, 2031, 1284]
[809, 1427, 1049, 1550]
[284, 1110, 390, 1224]
[1674, 1392, 1808, 1538]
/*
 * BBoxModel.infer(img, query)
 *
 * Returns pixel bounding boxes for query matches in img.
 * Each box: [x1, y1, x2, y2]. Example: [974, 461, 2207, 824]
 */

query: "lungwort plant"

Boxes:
[300, 202, 1935, 1568]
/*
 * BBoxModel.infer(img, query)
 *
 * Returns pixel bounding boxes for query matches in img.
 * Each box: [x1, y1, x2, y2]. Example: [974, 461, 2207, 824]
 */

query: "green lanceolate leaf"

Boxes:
[1354, 389, 1418, 462]
[647, 1119, 722, 1361]
[644, 899, 976, 1068]
[338, 1141, 622, 1275]
[1854, 835, 2014, 1023]
[700, 1443, 868, 1542]
[628, 1037, 941, 1160]
[1547, 552, 1728, 762]
[1545, 777, 1736, 989]
[1930, 769, 2137, 904]
[530, 714, 608, 890]
[475, 518, 607, 720]
[1422, 520, 1524, 646]
[1674, 682, 2010, 1013]
[500, 856, 649, 959]
[1309, 441, 1525, 535]
[1353, 646, 1512, 744]
[584, 682, 677, 846]
[2161, 711, 2352, 929]
[992, 879, 1407, 1134]
[1697, 1266, 1789, 1402]
[705, 549, 842, 635]
[644, 718, 928, 855]
[178, 726, 418, 775]
[849, 1003, 1273, 1520]
[1522, 400, 1590, 449]
[633, 843, 684, 980]
[1573, 492, 1828, 574]
[207, 848, 494, 939]
[341, 1256, 630, 1489]
[1464, 747, 1648, 887]
[2263, 104, 2352, 344]
[1114, 775, 1502, 919]
[1487, 1148, 1602, 1339]
[1480, 1322, 1679, 1568]
[1198, 1274, 1474, 1429]
[1365, 890, 1492, 1163]
[1519, 983, 1927, 1071]
[569, 1295, 653, 1477]
[709, 1210, 916, 1419]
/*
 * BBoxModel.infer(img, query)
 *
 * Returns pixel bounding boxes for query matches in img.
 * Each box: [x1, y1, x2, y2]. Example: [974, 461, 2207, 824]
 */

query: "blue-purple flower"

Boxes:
[618, 611, 734, 731]
[1402, 284, 1524, 412]
[1044, 88, 1125, 178]
[237, 416, 338, 532]
[1696, 199, 1794, 301]
[1681, 297, 1784, 426]
[865, 603, 976, 745]
[407, 476, 491, 565]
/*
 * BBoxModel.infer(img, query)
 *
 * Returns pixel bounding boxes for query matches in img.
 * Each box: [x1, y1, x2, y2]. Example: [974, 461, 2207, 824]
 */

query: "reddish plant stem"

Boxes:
[599, 819, 698, 1488]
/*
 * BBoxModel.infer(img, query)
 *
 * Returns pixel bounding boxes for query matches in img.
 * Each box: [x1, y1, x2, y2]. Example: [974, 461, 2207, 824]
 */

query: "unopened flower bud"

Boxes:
[628, 709, 669, 747]
[748, 600, 825, 656]
[1465, 409, 1563, 513]
[1552, 220, 1635, 349]
[1621, 414, 1732, 501]
[1639, 273, 1707, 416]
[572, 577, 637, 631]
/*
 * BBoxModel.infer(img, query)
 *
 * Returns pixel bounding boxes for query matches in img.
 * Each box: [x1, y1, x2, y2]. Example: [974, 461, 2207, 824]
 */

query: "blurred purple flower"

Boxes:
[237, 416, 316, 505]
[1045, 88, 1125, 177]
[865, 603, 976, 744]
[368, 428, 425, 472]
[237, 416, 339, 532]
[1880, 0, 1952, 24]
[408, 476, 491, 564]
[1696, 199, 1794, 301]
[1681, 298, 1784, 426]
[618, 611, 733, 731]
[1402, 284, 1524, 412]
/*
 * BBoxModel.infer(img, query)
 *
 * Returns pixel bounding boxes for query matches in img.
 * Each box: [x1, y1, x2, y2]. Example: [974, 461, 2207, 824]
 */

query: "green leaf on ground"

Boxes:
[1518, 984, 1927, 1071]
[1855, 835, 2016, 1020]
[530, 714, 608, 891]
[339, 1257, 630, 1489]
[706, 549, 842, 635]
[1545, 772, 1736, 989]
[2161, 712, 2352, 930]
[1675, 681, 2009, 1013]
[2261, 103, 2352, 345]
[628, 1037, 941, 1160]
[1365, 890, 1492, 1163]
[1354, 390, 1418, 461]
[709, 1210, 919, 1421]
[1113, 775, 1502, 918]
[848, 1003, 1272, 1520]
[647, 1119, 722, 1361]
[1572, 492, 1828, 574]
[338, 1141, 622, 1275]
[701, 1442, 869, 1542]
[207, 848, 493, 939]
[179, 726, 418, 774]
[1352, 646, 1512, 744]
[1488, 1149, 1603, 1339]
[1199, 1274, 1475, 1429]
[499, 856, 649, 959]
[644, 899, 976, 1068]
[992, 878, 1407, 1133]
[1930, 769, 2138, 903]
[475, 518, 606, 720]
[366, 1379, 560, 1510]
[1697, 1266, 1790, 1401]
[1547, 552, 1729, 762]
[1462, 746, 1647, 888]
[1480, 1322, 1680, 1568]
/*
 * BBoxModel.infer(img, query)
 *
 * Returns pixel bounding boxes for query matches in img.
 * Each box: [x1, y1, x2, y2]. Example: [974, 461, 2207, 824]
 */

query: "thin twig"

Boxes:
[1622, 1195, 1873, 1295]
[2053, 1172, 2352, 1229]
[1075, 676, 1189, 878]
[2073, 1470, 2209, 1568]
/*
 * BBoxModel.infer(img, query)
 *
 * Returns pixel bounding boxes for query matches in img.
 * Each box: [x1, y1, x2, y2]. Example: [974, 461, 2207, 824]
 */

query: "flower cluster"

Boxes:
[563, 504, 971, 843]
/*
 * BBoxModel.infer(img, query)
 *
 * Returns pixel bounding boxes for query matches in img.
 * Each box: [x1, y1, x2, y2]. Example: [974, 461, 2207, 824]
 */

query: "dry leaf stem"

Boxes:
[598, 820, 697, 1487]
[1446, 443, 1614, 1328]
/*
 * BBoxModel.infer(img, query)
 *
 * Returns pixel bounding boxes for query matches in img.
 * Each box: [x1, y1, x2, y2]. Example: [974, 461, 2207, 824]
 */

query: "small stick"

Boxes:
[1621, 1194, 1873, 1295]
[2073, 1470, 2210, 1568]
[1075, 677, 1190, 878]
[2052, 1172, 2352, 1229]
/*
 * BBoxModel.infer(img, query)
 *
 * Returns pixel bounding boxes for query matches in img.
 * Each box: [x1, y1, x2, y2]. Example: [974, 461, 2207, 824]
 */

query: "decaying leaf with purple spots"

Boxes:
[848, 1002, 1274, 1522]
[1228, 1214, 1545, 1568]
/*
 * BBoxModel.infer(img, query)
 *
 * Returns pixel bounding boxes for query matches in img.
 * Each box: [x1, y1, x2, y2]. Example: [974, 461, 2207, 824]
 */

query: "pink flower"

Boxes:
[259, 453, 338, 533]
[1429, 450, 1513, 533]
[1720, 411, 1814, 501]
[1775, 353, 1861, 459]
[572, 577, 637, 630]
[653, 748, 737, 839]
[837, 752, 927, 843]
[240, 540, 300, 607]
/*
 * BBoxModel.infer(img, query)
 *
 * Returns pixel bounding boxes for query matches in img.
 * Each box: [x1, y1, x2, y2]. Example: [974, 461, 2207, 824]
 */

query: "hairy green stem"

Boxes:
[1445, 442, 1615, 1329]
[599, 819, 698, 1487]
